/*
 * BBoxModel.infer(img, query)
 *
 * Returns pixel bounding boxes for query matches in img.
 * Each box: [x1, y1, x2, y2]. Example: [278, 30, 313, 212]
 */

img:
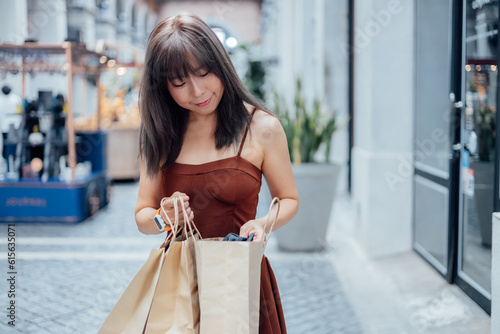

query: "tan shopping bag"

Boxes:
[194, 198, 280, 334]
[145, 198, 201, 334]
[98, 197, 200, 334]
[97, 232, 174, 334]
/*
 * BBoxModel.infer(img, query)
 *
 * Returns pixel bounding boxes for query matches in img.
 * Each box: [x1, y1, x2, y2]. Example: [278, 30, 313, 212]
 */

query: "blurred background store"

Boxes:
[1, 0, 499, 331]
[0, 0, 276, 223]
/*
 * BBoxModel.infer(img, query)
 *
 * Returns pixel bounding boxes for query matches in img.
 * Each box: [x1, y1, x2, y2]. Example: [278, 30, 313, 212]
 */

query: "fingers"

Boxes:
[183, 207, 195, 223]
[160, 192, 193, 226]
[162, 193, 189, 211]
[239, 225, 250, 238]
[240, 220, 266, 241]
[239, 227, 263, 242]
[171, 191, 189, 201]
[251, 233, 264, 242]
[239, 224, 256, 238]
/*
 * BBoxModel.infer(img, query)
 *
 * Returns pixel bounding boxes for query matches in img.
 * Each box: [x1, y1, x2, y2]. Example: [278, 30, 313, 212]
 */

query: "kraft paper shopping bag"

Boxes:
[97, 234, 172, 334]
[194, 198, 280, 334]
[145, 198, 200, 334]
[99, 197, 199, 334]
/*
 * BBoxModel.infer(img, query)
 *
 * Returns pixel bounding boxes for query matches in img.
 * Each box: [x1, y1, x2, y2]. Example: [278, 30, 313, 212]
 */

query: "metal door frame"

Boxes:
[454, 0, 499, 315]
[413, 0, 460, 283]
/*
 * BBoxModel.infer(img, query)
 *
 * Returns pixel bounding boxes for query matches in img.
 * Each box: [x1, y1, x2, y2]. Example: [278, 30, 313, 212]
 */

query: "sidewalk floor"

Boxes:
[0, 181, 492, 333]
[322, 193, 491, 334]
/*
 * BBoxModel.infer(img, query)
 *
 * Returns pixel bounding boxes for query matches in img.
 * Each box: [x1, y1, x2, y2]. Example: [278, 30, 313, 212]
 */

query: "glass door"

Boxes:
[413, 0, 458, 282]
[457, 0, 498, 314]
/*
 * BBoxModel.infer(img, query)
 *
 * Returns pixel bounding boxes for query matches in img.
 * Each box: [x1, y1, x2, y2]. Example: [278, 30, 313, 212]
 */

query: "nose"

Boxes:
[190, 77, 204, 97]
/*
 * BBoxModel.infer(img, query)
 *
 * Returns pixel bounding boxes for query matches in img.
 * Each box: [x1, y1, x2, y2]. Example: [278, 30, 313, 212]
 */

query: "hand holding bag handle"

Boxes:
[160, 196, 202, 242]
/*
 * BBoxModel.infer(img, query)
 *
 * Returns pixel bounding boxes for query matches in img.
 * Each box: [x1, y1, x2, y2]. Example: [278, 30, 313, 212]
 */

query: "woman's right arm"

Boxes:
[134, 159, 194, 235]
[135, 159, 164, 235]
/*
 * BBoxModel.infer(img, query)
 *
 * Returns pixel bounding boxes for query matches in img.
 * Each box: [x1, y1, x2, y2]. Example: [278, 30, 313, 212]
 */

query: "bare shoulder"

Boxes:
[252, 109, 280, 127]
[249, 109, 285, 146]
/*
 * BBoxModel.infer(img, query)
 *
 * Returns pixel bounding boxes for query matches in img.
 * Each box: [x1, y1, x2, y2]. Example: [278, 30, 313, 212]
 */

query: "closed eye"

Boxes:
[172, 81, 185, 88]
[171, 78, 185, 87]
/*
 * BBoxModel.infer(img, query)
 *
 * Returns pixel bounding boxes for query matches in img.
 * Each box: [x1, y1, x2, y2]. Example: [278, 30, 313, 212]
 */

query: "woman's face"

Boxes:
[167, 58, 224, 116]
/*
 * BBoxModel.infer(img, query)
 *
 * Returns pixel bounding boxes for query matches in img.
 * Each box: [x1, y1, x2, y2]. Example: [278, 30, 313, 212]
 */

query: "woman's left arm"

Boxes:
[239, 112, 299, 240]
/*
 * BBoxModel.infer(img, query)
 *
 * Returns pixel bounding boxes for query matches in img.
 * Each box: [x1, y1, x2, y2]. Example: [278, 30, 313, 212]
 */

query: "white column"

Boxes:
[67, 0, 96, 47]
[492, 212, 500, 334]
[27, 0, 67, 44]
[301, 0, 314, 102]
[314, 0, 325, 99]
[324, 0, 349, 191]
[0, 0, 28, 44]
[145, 11, 158, 40]
[260, 0, 298, 108]
[263, 0, 326, 108]
[352, 0, 414, 257]
[96, 0, 117, 41]
[0, 0, 28, 96]
[133, 3, 148, 47]
[116, 0, 133, 42]
[292, 0, 304, 92]
[23, 0, 67, 102]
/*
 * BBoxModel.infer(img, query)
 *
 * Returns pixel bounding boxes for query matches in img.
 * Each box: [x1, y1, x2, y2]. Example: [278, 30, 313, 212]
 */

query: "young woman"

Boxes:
[134, 12, 298, 333]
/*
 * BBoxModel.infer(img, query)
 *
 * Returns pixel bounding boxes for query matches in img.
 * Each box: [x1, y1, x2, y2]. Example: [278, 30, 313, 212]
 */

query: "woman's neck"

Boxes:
[186, 111, 217, 138]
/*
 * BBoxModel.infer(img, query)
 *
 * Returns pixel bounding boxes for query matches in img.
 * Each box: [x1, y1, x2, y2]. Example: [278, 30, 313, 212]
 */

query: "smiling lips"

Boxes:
[195, 96, 212, 107]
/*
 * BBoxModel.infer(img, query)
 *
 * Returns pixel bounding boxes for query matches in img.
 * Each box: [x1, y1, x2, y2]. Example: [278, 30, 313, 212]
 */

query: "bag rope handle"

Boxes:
[158, 196, 180, 249]
[161, 196, 202, 242]
[160, 197, 177, 232]
[177, 197, 199, 240]
[264, 197, 280, 242]
[159, 228, 174, 249]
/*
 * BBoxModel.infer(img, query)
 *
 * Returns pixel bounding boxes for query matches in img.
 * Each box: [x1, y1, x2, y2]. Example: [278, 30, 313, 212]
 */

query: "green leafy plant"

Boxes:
[274, 78, 337, 164]
[477, 105, 496, 161]
[239, 44, 266, 101]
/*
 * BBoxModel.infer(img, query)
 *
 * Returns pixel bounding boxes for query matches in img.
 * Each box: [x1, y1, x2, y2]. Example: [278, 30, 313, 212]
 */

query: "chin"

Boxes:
[190, 106, 217, 115]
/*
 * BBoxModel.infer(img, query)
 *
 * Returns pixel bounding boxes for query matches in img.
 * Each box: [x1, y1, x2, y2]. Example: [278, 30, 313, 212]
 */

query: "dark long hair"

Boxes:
[139, 12, 268, 177]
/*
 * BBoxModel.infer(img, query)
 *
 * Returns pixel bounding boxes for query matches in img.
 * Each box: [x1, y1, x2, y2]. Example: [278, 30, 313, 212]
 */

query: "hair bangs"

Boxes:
[164, 31, 219, 85]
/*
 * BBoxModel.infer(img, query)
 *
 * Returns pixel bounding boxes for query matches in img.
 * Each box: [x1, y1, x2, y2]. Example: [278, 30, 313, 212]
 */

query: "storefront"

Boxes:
[414, 0, 499, 313]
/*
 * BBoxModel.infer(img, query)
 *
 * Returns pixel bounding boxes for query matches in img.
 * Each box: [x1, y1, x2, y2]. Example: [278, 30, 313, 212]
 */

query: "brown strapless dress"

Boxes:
[161, 111, 287, 334]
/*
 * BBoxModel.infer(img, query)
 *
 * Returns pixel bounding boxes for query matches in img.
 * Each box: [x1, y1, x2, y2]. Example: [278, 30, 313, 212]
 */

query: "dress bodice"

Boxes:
[162, 155, 262, 238]
[161, 109, 262, 238]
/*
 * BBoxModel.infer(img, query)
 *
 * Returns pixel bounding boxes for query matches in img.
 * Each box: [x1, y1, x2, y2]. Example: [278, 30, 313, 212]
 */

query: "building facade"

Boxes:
[0, 0, 158, 117]
[262, 0, 498, 324]
[411, 0, 497, 319]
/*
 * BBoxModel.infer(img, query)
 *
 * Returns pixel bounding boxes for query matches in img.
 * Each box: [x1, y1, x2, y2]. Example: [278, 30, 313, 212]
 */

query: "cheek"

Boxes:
[167, 87, 185, 105]
[211, 77, 224, 94]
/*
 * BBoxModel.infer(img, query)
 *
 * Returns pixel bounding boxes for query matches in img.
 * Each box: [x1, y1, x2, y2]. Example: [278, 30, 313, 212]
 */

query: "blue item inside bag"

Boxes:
[222, 232, 255, 242]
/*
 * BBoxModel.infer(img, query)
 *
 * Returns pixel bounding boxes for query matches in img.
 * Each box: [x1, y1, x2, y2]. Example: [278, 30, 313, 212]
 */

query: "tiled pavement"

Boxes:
[0, 181, 364, 334]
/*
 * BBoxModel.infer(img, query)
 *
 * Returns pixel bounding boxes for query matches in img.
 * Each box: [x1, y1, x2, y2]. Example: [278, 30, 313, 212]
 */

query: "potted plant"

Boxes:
[271, 78, 341, 252]
[239, 43, 266, 101]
